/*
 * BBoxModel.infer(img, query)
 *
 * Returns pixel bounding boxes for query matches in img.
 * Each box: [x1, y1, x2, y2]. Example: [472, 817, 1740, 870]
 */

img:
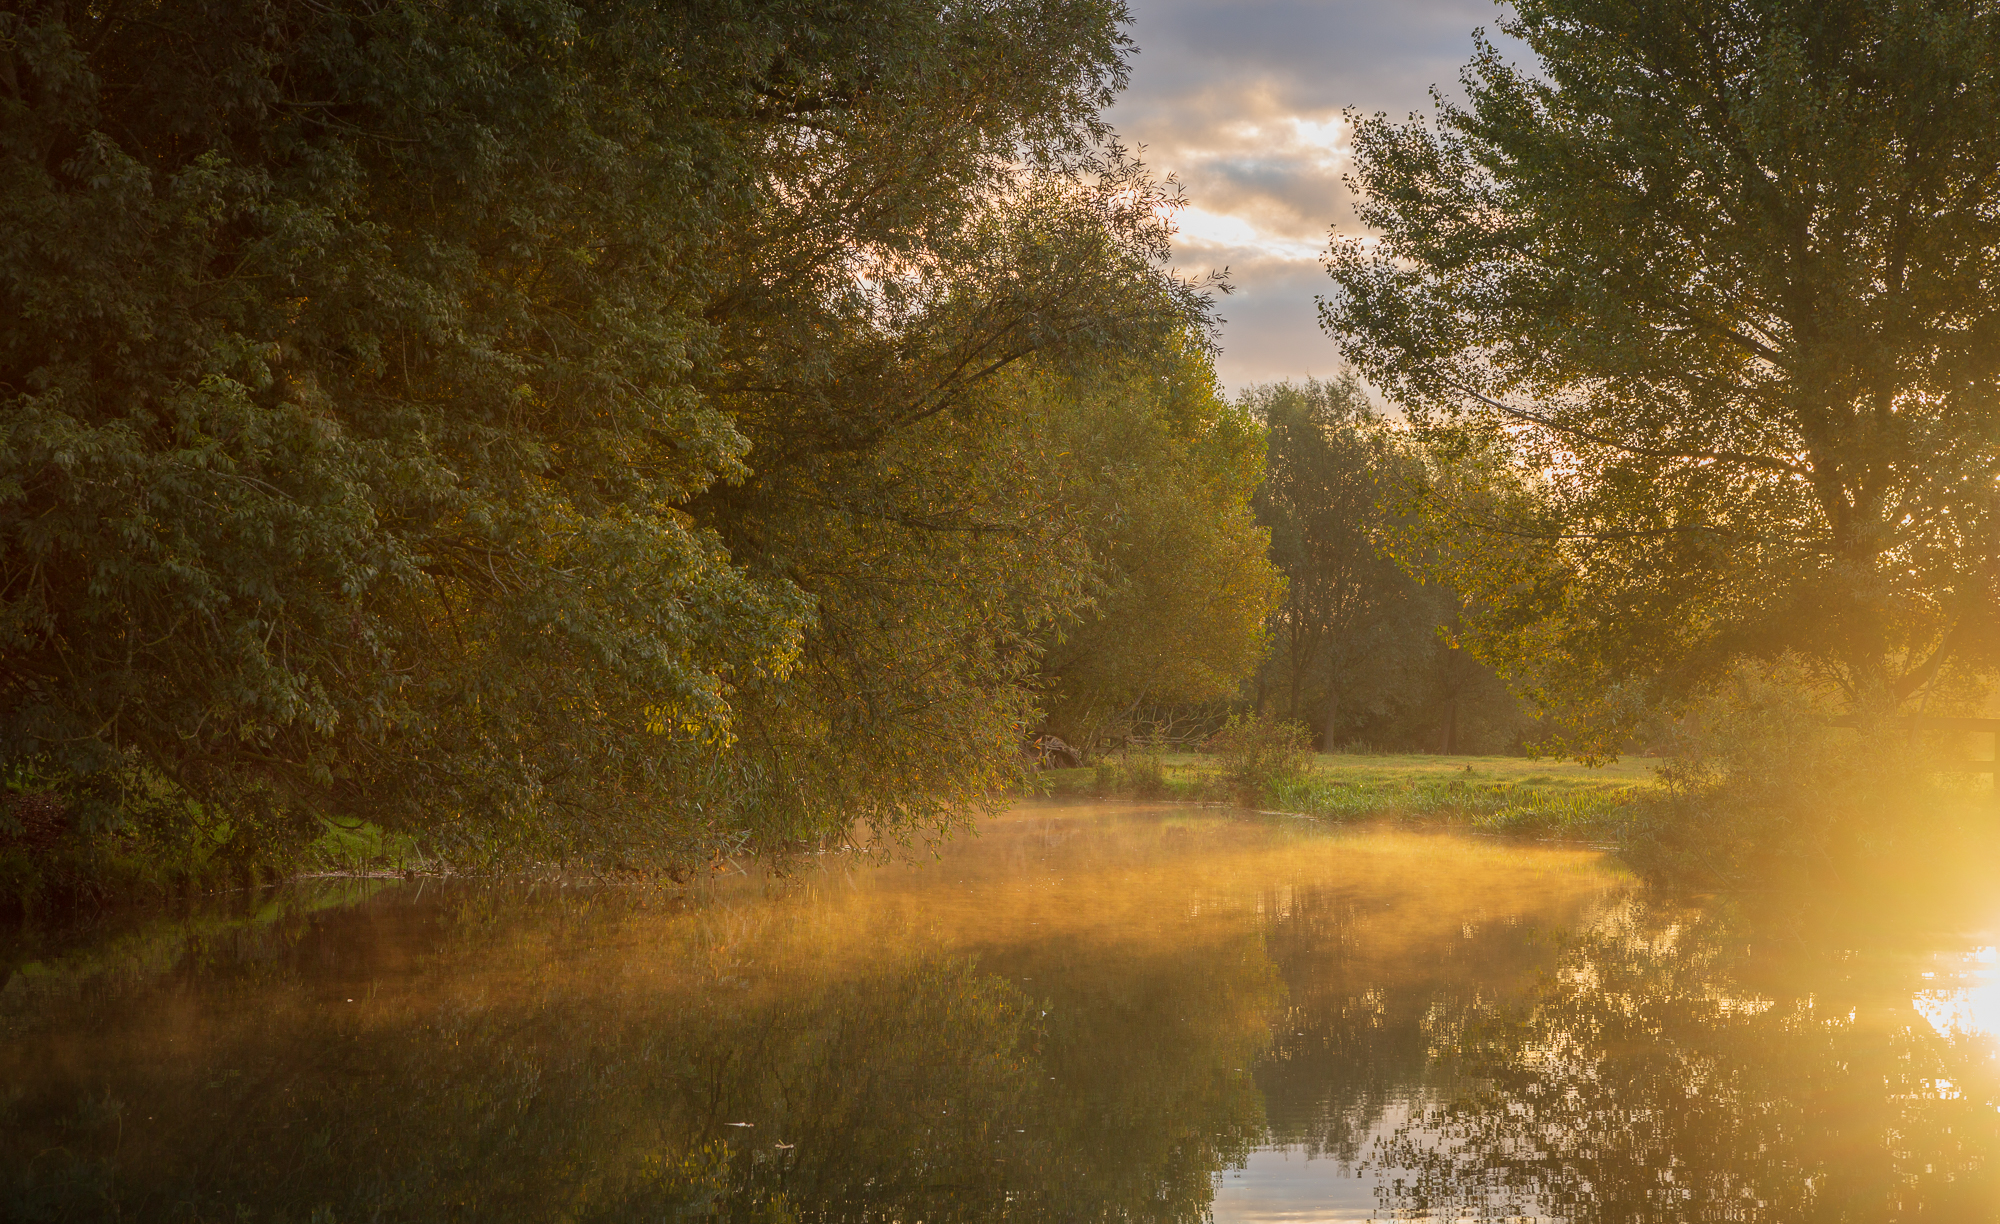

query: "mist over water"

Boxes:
[5, 802, 1999, 1220]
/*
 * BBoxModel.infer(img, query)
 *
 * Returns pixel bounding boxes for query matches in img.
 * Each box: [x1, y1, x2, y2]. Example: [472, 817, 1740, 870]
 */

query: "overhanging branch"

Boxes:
[1455, 384, 1811, 478]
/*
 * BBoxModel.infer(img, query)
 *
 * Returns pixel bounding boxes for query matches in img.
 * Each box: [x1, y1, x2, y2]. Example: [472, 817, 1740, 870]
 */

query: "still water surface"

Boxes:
[6, 801, 2000, 1220]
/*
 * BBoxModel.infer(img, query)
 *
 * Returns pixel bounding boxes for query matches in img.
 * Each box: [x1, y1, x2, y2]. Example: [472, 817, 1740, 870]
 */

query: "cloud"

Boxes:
[1108, 0, 1530, 389]
[1175, 246, 1341, 391]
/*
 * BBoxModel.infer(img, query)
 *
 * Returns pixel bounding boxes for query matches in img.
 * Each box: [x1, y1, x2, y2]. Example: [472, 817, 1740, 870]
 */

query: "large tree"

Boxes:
[1250, 376, 1416, 745]
[1325, 0, 2000, 743]
[0, 0, 1218, 876]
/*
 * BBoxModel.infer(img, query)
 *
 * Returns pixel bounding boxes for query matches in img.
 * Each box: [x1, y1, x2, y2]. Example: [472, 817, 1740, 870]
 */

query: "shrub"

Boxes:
[1207, 716, 1314, 804]
[1624, 659, 1960, 890]
[1122, 750, 1169, 798]
[306, 819, 426, 876]
[1093, 761, 1122, 797]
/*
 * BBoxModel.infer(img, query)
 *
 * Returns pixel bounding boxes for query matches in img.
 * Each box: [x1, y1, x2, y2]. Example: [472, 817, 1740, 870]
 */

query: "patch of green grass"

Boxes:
[305, 818, 427, 875]
[1018, 750, 1658, 837]
[1303, 752, 1658, 786]
[1283, 753, 1653, 835]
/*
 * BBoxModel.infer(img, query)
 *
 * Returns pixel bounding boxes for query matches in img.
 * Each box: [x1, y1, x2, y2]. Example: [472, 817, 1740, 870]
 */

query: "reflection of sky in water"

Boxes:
[1212, 1098, 1421, 1223]
[1213, 1146, 1383, 1222]
[1212, 900, 2000, 1221]
[1214, 1100, 1568, 1224]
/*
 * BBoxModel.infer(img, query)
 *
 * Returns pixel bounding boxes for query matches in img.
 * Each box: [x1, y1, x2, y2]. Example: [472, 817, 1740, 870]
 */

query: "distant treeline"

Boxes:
[1246, 376, 1524, 756]
[1042, 375, 1531, 760]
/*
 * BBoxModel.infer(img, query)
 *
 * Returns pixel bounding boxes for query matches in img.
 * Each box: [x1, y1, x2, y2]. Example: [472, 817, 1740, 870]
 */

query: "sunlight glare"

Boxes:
[1914, 945, 2000, 1047]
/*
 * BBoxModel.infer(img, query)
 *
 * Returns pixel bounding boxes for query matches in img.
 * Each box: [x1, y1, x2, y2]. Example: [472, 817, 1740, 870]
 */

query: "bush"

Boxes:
[306, 819, 426, 876]
[1093, 760, 1122, 797]
[1122, 749, 1169, 798]
[1, 757, 295, 909]
[1207, 716, 1314, 804]
[1090, 750, 1169, 799]
[1624, 660, 1961, 890]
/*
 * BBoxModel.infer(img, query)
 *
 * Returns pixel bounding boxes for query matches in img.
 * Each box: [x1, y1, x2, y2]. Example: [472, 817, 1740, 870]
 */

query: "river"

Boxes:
[5, 800, 1999, 1220]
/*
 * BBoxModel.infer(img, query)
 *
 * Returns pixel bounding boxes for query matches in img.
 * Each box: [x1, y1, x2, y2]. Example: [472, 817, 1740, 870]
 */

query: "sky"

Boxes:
[1104, 0, 1529, 392]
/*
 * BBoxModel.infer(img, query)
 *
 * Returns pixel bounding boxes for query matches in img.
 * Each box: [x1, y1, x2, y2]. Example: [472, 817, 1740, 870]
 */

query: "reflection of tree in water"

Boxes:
[1, 887, 1279, 1222]
[1375, 900, 2000, 1222]
[1254, 881, 1585, 1166]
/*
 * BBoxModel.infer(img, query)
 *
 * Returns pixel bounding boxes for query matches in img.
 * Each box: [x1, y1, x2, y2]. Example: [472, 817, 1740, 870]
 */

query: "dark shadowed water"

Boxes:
[6, 801, 2000, 1221]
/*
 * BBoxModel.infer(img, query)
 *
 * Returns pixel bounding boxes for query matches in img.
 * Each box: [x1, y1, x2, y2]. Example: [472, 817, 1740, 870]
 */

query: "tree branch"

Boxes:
[1455, 384, 1811, 477]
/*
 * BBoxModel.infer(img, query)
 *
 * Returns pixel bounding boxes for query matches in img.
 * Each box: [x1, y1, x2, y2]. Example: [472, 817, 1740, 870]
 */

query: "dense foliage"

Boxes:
[0, 0, 1264, 888]
[1031, 347, 1279, 754]
[1247, 378, 1523, 753]
[1325, 0, 2000, 752]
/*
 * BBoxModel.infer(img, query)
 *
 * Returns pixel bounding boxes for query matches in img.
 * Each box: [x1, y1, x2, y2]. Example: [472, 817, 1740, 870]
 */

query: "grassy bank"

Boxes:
[1024, 751, 1658, 838]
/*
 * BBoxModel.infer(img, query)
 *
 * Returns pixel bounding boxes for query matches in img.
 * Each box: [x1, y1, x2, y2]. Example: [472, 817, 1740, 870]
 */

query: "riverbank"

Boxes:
[1023, 751, 1659, 838]
[6, 755, 1651, 914]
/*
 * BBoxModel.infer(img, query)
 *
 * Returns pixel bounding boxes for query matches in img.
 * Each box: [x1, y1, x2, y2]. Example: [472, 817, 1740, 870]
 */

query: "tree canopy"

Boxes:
[1324, 0, 2000, 744]
[0, 0, 1264, 882]
[1032, 346, 1279, 754]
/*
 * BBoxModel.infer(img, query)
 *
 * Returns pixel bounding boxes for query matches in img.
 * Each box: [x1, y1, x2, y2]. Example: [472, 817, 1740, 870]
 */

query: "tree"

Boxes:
[1250, 376, 1413, 745]
[1032, 344, 1280, 756]
[1324, 0, 2000, 747]
[685, 163, 1223, 849]
[0, 0, 1217, 879]
[1246, 377, 1525, 753]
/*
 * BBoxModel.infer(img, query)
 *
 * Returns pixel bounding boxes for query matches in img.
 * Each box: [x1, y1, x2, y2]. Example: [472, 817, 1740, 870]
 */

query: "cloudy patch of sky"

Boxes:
[1105, 0, 1528, 391]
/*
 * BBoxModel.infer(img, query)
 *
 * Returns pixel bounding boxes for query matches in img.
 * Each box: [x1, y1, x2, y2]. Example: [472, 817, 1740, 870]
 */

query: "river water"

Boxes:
[5, 800, 2000, 1221]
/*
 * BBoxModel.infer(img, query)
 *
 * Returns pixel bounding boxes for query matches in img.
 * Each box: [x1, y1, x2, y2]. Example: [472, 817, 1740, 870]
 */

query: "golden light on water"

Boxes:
[1914, 945, 2000, 1045]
